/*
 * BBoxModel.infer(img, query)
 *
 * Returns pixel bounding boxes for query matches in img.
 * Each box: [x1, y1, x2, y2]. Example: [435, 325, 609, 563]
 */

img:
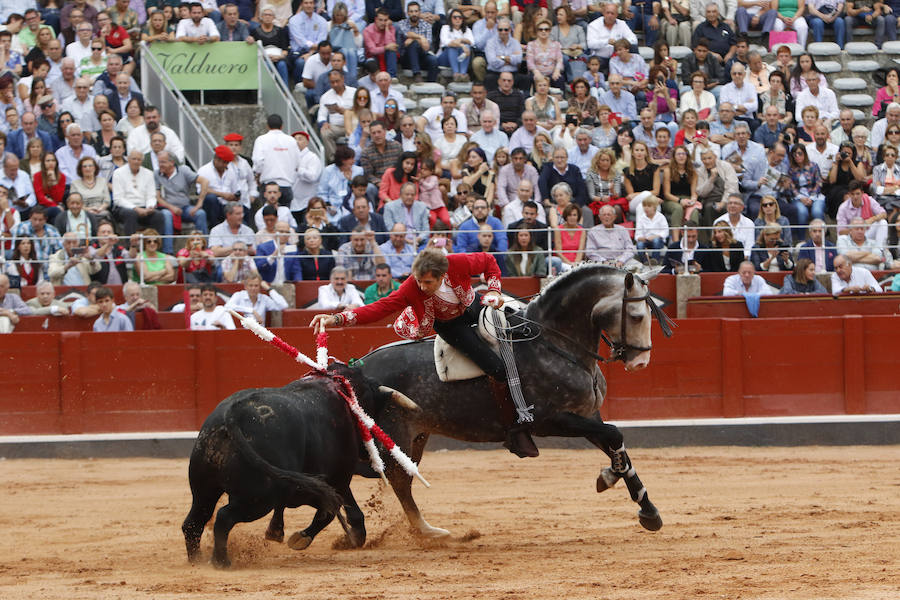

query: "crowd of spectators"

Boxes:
[3, 0, 900, 335]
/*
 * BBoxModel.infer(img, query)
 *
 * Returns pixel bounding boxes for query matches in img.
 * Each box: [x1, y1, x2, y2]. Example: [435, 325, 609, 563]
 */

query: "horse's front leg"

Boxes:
[538, 412, 662, 532]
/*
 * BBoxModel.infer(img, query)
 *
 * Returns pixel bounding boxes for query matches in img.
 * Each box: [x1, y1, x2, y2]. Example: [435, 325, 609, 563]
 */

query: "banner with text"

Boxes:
[148, 42, 258, 90]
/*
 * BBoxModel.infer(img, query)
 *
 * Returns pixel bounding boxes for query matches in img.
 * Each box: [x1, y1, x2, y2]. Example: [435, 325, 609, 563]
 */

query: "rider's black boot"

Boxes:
[490, 378, 539, 458]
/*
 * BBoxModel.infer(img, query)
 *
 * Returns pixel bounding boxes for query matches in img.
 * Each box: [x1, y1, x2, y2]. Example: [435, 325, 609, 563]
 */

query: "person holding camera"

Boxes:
[751, 223, 794, 272]
[48, 230, 100, 285]
[827, 141, 867, 216]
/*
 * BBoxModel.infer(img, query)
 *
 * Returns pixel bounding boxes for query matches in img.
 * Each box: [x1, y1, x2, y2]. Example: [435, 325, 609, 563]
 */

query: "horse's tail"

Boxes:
[224, 400, 344, 515]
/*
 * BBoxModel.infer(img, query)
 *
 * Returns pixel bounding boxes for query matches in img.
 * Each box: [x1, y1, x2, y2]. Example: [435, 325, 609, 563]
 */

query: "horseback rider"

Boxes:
[310, 248, 539, 458]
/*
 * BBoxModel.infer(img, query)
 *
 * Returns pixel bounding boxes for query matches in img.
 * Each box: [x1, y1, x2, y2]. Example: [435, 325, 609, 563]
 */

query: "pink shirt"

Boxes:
[363, 23, 396, 57]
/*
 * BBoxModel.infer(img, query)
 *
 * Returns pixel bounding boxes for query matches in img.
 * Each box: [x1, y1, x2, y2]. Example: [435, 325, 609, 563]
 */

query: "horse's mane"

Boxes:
[535, 263, 623, 309]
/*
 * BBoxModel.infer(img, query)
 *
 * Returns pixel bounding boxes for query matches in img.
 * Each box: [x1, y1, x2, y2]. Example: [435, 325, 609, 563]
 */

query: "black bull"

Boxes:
[182, 364, 418, 568]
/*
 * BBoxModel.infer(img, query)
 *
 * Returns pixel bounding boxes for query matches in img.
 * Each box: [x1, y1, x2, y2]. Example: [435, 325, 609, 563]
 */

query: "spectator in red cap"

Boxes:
[196, 145, 241, 228]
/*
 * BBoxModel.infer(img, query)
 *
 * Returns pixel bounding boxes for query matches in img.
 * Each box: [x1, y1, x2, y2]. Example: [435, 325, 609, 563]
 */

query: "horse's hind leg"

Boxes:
[265, 506, 285, 542]
[385, 431, 450, 538]
[540, 412, 663, 532]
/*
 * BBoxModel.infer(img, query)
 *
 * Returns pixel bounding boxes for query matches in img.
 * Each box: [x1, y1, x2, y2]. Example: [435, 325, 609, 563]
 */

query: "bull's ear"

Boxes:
[625, 272, 634, 291]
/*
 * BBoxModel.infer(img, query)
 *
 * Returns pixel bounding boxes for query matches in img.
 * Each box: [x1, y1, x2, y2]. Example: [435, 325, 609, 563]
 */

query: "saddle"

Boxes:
[433, 303, 524, 382]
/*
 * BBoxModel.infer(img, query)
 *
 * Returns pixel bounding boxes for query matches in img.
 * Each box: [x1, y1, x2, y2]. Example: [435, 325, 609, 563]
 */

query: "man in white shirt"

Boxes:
[209, 202, 256, 257]
[417, 92, 467, 143]
[196, 144, 241, 228]
[251, 113, 302, 206]
[55, 122, 97, 180]
[176, 3, 220, 43]
[836, 218, 887, 272]
[370, 70, 407, 117]
[587, 3, 638, 64]
[254, 182, 299, 230]
[316, 266, 364, 310]
[60, 77, 94, 129]
[224, 273, 289, 324]
[569, 128, 599, 175]
[112, 150, 167, 240]
[50, 58, 78, 104]
[723, 261, 772, 295]
[469, 111, 509, 163]
[66, 21, 94, 65]
[191, 284, 236, 330]
[127, 105, 186, 162]
[501, 181, 546, 226]
[224, 132, 258, 213]
[300, 41, 333, 105]
[804, 123, 839, 175]
[831, 254, 883, 295]
[794, 71, 839, 128]
[870, 103, 900, 150]
[719, 63, 757, 122]
[508, 111, 547, 154]
[713, 193, 755, 257]
[316, 70, 357, 161]
[292, 131, 323, 216]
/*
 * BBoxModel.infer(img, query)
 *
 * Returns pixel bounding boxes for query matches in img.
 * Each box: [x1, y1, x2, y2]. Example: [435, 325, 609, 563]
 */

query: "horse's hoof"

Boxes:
[418, 525, 451, 538]
[638, 510, 663, 532]
[264, 529, 284, 543]
[596, 467, 620, 493]
[287, 531, 313, 550]
[210, 555, 231, 569]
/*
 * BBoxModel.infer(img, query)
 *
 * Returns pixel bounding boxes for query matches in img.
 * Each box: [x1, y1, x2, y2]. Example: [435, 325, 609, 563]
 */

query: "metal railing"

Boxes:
[256, 42, 325, 161]
[139, 41, 218, 170]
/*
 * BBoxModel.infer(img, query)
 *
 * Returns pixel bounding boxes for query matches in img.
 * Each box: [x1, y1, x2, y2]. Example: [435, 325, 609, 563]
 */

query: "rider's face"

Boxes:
[414, 272, 442, 296]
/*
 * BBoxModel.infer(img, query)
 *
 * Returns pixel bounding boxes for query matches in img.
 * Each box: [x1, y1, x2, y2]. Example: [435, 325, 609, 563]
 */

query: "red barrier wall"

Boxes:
[1, 315, 898, 436]
[686, 293, 900, 319]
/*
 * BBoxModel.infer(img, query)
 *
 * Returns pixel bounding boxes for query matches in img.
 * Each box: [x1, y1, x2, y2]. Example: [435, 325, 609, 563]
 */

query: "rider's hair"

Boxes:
[412, 248, 449, 279]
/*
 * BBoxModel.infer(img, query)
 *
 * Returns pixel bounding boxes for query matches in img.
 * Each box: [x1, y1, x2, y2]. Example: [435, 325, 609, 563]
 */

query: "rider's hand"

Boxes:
[309, 314, 335, 334]
[481, 291, 504, 309]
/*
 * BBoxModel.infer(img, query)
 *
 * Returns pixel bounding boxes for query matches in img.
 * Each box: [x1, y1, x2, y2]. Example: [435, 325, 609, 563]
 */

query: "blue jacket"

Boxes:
[538, 163, 589, 206]
[338, 211, 388, 245]
[254, 239, 303, 282]
[7, 128, 53, 159]
[797, 239, 838, 272]
[103, 90, 145, 121]
[453, 216, 508, 254]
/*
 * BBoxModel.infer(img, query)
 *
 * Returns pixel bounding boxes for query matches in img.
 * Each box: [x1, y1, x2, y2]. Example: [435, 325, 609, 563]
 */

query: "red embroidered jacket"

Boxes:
[342, 252, 502, 339]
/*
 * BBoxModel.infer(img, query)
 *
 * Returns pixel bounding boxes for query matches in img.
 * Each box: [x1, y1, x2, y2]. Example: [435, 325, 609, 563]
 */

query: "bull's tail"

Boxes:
[224, 402, 345, 518]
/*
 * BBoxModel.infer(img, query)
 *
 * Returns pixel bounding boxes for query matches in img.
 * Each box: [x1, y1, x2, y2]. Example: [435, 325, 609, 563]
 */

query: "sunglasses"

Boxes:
[889, 130, 900, 134]
[762, 202, 775, 207]
[498, 27, 510, 31]
[538, 27, 550, 31]
[91, 47, 102, 51]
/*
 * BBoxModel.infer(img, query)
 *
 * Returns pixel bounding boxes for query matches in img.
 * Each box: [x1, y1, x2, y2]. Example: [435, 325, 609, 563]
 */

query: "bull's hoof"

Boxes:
[596, 467, 620, 493]
[287, 531, 313, 550]
[264, 528, 284, 543]
[638, 509, 663, 532]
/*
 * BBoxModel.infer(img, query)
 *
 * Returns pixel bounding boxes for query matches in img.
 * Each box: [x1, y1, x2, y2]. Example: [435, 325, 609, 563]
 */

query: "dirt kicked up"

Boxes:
[0, 446, 898, 600]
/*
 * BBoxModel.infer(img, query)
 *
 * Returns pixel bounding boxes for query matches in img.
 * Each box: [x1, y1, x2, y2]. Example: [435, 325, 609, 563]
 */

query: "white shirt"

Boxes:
[209, 222, 256, 251]
[251, 128, 302, 188]
[586, 19, 637, 58]
[254, 205, 298, 230]
[224, 289, 289, 322]
[501, 199, 547, 227]
[61, 94, 95, 129]
[190, 305, 235, 330]
[635, 210, 670, 241]
[370, 86, 407, 116]
[176, 17, 220, 40]
[197, 162, 240, 203]
[719, 81, 758, 117]
[831, 266, 883, 295]
[421, 106, 468, 142]
[317, 85, 357, 129]
[804, 141, 839, 175]
[301, 53, 331, 83]
[112, 165, 157, 210]
[317, 283, 364, 310]
[713, 213, 755, 258]
[722, 273, 771, 296]
[292, 147, 324, 212]
[66, 40, 92, 66]
[794, 87, 840, 123]
[469, 128, 509, 163]
[127, 124, 186, 162]
[230, 156, 257, 207]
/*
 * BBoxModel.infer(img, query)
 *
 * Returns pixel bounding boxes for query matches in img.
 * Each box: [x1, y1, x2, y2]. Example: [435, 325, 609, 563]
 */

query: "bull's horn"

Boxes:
[379, 386, 420, 410]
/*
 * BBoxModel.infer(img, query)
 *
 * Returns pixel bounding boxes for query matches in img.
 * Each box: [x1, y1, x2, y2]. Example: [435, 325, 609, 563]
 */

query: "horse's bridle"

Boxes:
[598, 277, 675, 362]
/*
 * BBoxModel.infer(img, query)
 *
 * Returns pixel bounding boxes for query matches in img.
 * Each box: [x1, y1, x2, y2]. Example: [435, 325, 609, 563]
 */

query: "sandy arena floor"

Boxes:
[0, 446, 897, 600]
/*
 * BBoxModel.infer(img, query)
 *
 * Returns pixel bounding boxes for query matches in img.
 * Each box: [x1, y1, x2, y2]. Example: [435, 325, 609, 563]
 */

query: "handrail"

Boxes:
[139, 41, 218, 169]
[255, 41, 325, 161]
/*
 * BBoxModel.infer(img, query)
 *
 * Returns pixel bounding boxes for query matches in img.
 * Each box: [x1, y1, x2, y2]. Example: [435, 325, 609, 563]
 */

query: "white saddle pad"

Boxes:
[433, 307, 508, 382]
